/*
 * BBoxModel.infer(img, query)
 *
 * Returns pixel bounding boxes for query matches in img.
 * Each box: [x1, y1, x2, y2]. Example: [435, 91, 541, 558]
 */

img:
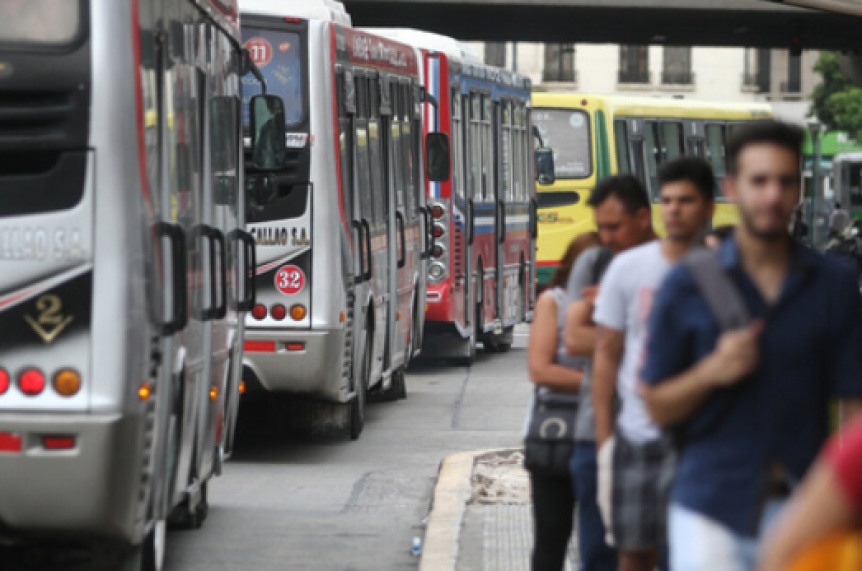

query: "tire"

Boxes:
[349, 334, 371, 440]
[382, 367, 407, 401]
[167, 481, 208, 531]
[484, 340, 512, 353]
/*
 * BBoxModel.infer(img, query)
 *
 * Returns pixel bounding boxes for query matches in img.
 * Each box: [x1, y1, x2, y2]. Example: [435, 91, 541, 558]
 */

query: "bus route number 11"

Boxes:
[275, 265, 305, 295]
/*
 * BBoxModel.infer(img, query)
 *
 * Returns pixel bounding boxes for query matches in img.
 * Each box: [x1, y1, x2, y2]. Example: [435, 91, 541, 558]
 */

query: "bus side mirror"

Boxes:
[426, 132, 450, 183]
[250, 94, 287, 171]
[536, 147, 555, 186]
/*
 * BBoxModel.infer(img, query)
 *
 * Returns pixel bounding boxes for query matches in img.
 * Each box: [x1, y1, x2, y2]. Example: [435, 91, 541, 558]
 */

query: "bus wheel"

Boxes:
[349, 332, 371, 440]
[484, 340, 512, 353]
[168, 481, 208, 531]
[382, 367, 407, 401]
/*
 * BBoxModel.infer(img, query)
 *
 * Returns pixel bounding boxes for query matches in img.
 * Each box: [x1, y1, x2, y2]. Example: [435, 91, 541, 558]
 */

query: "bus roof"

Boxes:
[361, 28, 482, 63]
[533, 93, 773, 121]
[833, 152, 862, 163]
[239, 0, 352, 25]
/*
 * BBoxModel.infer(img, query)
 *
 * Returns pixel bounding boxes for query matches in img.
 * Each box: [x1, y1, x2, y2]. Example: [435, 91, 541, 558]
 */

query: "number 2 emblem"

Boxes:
[25, 295, 74, 344]
[274, 265, 306, 295]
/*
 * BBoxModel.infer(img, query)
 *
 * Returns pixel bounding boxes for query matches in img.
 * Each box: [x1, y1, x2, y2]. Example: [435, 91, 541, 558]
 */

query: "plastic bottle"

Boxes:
[411, 537, 422, 557]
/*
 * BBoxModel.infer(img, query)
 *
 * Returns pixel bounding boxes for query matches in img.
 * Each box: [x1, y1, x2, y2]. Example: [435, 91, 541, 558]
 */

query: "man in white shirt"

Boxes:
[592, 157, 716, 571]
[829, 202, 851, 238]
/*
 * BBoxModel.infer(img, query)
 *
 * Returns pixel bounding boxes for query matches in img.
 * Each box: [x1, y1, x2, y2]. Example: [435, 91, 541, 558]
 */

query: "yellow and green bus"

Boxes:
[532, 93, 773, 287]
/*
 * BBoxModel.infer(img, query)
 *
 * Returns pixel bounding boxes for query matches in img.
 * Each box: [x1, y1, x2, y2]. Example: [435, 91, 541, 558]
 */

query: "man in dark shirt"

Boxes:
[642, 121, 862, 571]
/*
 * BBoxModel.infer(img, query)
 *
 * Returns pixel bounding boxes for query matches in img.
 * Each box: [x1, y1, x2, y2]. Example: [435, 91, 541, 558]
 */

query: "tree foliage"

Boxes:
[810, 52, 862, 141]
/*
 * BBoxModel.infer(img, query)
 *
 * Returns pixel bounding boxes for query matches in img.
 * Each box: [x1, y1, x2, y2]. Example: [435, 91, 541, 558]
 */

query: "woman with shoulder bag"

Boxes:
[526, 232, 600, 571]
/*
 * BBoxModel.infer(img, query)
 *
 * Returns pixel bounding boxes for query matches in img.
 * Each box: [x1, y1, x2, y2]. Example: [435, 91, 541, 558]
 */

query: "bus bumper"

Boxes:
[242, 327, 347, 402]
[0, 412, 145, 541]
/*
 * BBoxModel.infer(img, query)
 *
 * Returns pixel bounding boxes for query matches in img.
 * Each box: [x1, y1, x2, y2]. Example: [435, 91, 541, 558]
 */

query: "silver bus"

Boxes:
[239, 0, 442, 439]
[0, 0, 280, 567]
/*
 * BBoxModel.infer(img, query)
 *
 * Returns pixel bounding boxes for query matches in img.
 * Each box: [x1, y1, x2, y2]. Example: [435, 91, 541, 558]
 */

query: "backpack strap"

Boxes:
[683, 248, 750, 332]
[591, 246, 613, 285]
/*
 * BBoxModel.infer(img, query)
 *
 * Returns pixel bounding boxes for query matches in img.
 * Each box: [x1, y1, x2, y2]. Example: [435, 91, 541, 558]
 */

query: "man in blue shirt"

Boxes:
[641, 121, 862, 571]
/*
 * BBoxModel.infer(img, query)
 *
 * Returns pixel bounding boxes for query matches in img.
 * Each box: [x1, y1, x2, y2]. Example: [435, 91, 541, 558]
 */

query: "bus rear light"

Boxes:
[138, 383, 152, 401]
[284, 17, 302, 23]
[286, 342, 305, 352]
[430, 204, 446, 219]
[271, 304, 287, 320]
[432, 223, 446, 239]
[0, 369, 8, 395]
[19, 369, 45, 396]
[290, 305, 307, 321]
[209, 386, 218, 401]
[0, 433, 22, 453]
[53, 369, 81, 397]
[239, 381, 247, 394]
[43, 436, 75, 451]
[431, 244, 445, 259]
[245, 340, 276, 353]
[252, 305, 267, 320]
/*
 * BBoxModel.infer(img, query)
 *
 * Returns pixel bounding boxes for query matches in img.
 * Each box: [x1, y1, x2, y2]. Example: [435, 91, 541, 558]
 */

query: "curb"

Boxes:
[419, 448, 516, 571]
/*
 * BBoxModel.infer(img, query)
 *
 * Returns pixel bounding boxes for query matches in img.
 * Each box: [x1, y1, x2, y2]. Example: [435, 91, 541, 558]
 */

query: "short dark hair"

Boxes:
[727, 120, 805, 176]
[657, 156, 715, 202]
[587, 174, 650, 214]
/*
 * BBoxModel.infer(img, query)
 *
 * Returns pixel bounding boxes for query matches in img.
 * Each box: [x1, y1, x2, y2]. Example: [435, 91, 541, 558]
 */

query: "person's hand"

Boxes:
[703, 321, 764, 387]
[581, 285, 600, 304]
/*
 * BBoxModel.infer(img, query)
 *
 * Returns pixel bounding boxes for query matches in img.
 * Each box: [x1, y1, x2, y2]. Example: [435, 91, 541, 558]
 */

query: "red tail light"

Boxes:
[0, 369, 9, 395]
[43, 436, 76, 450]
[252, 305, 267, 320]
[0, 433, 22, 453]
[430, 204, 445, 219]
[244, 340, 276, 353]
[271, 304, 287, 320]
[432, 224, 445, 239]
[19, 369, 45, 396]
[286, 342, 305, 351]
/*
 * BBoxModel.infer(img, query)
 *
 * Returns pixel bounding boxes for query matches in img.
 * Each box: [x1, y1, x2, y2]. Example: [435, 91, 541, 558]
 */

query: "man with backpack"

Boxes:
[592, 157, 716, 571]
[642, 121, 862, 571]
[564, 175, 656, 571]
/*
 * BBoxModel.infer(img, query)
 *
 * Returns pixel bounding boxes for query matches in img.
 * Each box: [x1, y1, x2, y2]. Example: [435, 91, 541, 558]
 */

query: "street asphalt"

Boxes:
[163, 327, 532, 571]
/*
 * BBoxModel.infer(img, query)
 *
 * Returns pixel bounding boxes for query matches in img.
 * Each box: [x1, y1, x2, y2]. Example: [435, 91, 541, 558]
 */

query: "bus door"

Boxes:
[159, 10, 211, 509]
[451, 87, 471, 333]
[477, 92, 498, 333]
[354, 71, 387, 387]
[496, 99, 513, 327]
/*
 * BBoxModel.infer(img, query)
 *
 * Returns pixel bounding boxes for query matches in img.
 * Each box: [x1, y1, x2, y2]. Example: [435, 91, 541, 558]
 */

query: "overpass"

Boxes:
[342, 0, 862, 50]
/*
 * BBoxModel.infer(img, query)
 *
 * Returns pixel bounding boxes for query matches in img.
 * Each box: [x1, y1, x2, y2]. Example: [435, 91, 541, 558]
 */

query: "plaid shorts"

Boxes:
[611, 433, 676, 550]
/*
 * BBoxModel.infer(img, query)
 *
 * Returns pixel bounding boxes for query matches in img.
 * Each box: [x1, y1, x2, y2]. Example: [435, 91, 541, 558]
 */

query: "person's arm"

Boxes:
[829, 270, 862, 429]
[593, 325, 624, 446]
[565, 296, 596, 356]
[758, 462, 855, 571]
[528, 293, 583, 393]
[642, 321, 763, 427]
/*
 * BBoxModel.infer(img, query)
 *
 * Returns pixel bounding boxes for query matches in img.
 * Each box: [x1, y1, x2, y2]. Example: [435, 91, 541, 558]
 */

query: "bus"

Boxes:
[0, 0, 280, 568]
[239, 1, 437, 439]
[831, 153, 862, 221]
[532, 93, 772, 287]
[369, 29, 541, 365]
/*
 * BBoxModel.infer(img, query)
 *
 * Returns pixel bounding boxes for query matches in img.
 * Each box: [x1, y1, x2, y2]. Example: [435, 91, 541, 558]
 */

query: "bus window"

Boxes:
[337, 72, 354, 222]
[531, 108, 591, 179]
[705, 124, 727, 197]
[513, 103, 525, 202]
[849, 162, 862, 207]
[390, 83, 405, 212]
[451, 89, 465, 201]
[241, 27, 304, 128]
[643, 121, 660, 197]
[470, 92, 483, 202]
[399, 84, 416, 219]
[614, 120, 632, 174]
[631, 138, 648, 193]
[661, 122, 684, 161]
[368, 76, 386, 222]
[354, 76, 373, 219]
[482, 95, 495, 202]
[0, 0, 80, 44]
[501, 100, 513, 202]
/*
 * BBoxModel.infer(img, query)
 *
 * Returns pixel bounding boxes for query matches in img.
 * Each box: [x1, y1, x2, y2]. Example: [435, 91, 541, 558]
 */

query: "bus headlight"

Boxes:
[428, 262, 447, 282]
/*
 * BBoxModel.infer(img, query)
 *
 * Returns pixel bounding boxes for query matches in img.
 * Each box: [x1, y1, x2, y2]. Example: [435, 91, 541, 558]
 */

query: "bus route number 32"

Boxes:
[275, 265, 306, 295]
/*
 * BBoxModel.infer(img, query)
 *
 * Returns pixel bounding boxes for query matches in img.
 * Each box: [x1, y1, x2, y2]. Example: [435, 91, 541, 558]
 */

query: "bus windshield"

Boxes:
[242, 27, 304, 128]
[0, 0, 80, 44]
[532, 109, 592, 179]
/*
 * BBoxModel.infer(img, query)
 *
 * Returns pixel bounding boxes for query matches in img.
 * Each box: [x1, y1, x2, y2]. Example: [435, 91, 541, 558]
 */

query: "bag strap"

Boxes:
[683, 248, 750, 331]
[590, 246, 613, 285]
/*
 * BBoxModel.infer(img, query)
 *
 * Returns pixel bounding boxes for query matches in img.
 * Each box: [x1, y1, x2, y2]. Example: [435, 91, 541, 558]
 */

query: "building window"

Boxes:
[619, 45, 650, 84]
[782, 51, 802, 93]
[542, 43, 575, 83]
[742, 48, 771, 93]
[484, 42, 506, 68]
[662, 47, 693, 85]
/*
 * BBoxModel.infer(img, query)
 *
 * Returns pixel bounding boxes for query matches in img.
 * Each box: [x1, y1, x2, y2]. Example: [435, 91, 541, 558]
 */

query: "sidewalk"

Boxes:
[421, 449, 579, 571]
